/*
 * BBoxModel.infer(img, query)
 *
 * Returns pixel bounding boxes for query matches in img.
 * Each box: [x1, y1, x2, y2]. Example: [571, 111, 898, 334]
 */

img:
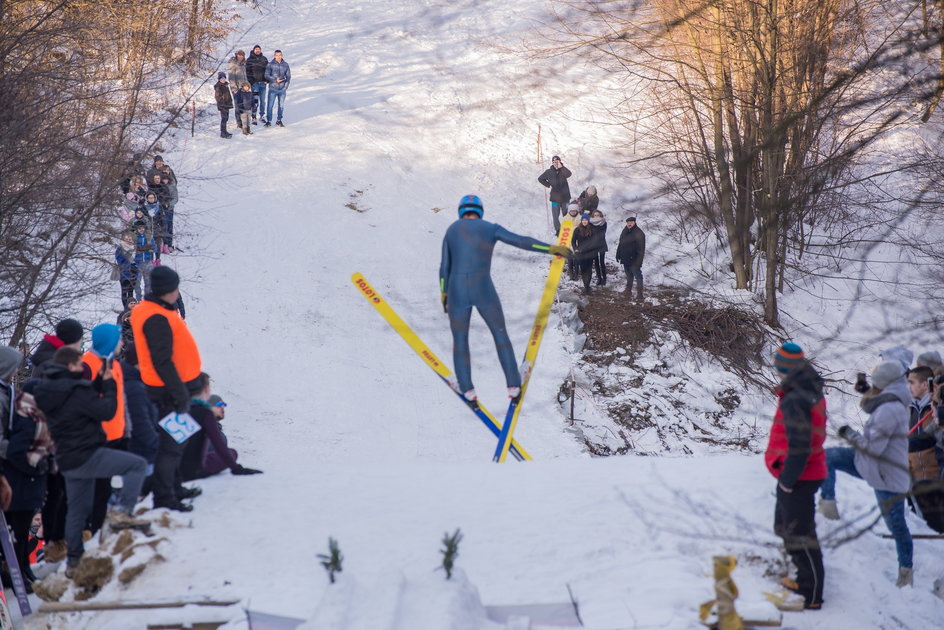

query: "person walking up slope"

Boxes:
[439, 195, 571, 402]
[615, 216, 646, 300]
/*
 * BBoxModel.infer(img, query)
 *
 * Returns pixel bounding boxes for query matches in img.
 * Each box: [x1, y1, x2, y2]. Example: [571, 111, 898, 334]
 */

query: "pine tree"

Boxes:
[440, 528, 463, 580]
[318, 537, 343, 584]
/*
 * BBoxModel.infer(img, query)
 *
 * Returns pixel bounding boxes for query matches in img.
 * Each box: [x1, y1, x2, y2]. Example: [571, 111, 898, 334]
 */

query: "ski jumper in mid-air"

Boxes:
[439, 195, 572, 402]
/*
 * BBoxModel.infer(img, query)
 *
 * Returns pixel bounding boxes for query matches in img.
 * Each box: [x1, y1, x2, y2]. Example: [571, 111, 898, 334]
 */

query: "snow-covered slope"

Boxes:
[25, 1, 944, 628]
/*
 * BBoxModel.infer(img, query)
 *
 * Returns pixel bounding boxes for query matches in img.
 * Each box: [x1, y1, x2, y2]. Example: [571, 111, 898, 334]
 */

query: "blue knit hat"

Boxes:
[774, 341, 805, 374]
[91, 323, 121, 358]
[581, 213, 590, 221]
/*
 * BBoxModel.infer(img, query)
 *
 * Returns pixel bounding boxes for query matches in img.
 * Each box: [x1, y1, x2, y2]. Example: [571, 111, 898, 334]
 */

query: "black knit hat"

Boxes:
[55, 318, 84, 344]
[150, 266, 180, 296]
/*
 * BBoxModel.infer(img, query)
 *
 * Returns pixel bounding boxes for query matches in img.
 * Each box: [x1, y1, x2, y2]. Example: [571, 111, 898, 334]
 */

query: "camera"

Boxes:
[854, 371, 870, 394]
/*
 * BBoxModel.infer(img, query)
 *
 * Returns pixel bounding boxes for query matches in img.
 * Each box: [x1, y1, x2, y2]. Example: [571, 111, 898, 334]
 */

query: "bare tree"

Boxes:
[0, 0, 232, 347]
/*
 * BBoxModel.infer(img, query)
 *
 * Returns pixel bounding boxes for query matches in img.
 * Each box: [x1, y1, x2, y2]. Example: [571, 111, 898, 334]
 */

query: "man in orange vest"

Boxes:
[130, 266, 203, 512]
[82, 323, 129, 534]
[765, 342, 827, 610]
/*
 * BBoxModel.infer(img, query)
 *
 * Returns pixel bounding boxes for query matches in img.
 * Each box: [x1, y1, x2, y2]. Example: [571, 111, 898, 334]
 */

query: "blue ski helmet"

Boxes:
[458, 194, 484, 218]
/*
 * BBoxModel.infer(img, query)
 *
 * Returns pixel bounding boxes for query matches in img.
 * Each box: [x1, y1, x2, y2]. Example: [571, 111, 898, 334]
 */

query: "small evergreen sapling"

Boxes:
[440, 528, 463, 580]
[318, 537, 343, 584]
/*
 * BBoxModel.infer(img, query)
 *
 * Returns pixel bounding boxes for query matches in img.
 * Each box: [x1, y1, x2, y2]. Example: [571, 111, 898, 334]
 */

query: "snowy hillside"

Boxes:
[23, 0, 944, 628]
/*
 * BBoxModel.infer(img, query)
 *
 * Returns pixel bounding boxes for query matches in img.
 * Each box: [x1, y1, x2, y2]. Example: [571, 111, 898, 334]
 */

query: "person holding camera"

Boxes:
[538, 155, 572, 233]
[818, 360, 913, 588]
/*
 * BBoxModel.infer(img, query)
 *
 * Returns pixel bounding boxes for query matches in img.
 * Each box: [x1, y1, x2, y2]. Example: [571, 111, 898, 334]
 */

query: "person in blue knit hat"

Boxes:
[439, 195, 571, 402]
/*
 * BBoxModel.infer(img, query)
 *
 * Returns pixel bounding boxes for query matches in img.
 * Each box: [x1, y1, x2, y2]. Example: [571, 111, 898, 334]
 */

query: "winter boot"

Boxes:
[582, 285, 592, 296]
[507, 386, 521, 399]
[635, 285, 644, 301]
[263, 121, 271, 127]
[221, 130, 232, 138]
[463, 389, 477, 402]
[177, 485, 202, 500]
[243, 127, 251, 135]
[817, 499, 840, 520]
[276, 120, 285, 127]
[65, 557, 80, 579]
[897, 567, 914, 588]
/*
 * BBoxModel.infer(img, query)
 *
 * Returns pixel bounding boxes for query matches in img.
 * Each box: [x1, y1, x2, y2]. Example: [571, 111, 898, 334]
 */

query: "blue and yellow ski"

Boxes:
[352, 273, 532, 461]
[493, 219, 575, 463]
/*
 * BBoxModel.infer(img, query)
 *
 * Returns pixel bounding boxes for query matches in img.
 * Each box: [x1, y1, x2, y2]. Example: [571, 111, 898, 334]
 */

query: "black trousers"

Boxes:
[774, 479, 825, 606]
[42, 471, 67, 542]
[120, 277, 136, 308]
[579, 258, 594, 289]
[593, 253, 606, 283]
[218, 107, 230, 133]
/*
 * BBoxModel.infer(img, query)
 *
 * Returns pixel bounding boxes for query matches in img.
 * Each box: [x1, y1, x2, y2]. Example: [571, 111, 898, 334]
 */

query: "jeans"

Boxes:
[252, 82, 267, 117]
[266, 88, 286, 123]
[821, 447, 913, 568]
[62, 447, 147, 560]
[623, 263, 643, 291]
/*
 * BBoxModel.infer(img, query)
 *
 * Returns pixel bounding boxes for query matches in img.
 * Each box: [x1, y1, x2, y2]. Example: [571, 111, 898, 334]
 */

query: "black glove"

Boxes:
[837, 425, 853, 440]
[232, 464, 262, 475]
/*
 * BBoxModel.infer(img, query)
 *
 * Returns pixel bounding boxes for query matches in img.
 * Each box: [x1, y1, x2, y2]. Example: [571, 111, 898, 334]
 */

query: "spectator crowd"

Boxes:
[0, 153, 262, 590]
[537, 155, 646, 299]
[214, 45, 291, 138]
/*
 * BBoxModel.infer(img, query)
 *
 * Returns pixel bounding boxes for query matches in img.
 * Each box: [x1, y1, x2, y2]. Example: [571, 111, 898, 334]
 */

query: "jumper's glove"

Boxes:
[232, 464, 263, 475]
[549, 245, 573, 259]
[441, 292, 448, 313]
[837, 425, 854, 440]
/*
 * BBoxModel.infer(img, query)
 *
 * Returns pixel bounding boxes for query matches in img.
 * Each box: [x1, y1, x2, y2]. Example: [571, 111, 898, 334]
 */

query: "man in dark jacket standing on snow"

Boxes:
[615, 217, 646, 300]
[33, 347, 148, 578]
[538, 156, 572, 233]
[764, 342, 827, 609]
[214, 72, 234, 138]
[130, 266, 204, 512]
[245, 44, 268, 125]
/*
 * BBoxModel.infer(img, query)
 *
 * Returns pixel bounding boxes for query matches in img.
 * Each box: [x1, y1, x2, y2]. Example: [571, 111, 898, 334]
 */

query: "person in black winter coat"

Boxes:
[589, 209, 608, 286]
[538, 156, 572, 233]
[3, 387, 55, 587]
[615, 216, 646, 300]
[29, 318, 84, 378]
[214, 72, 234, 138]
[572, 214, 607, 295]
[32, 347, 148, 575]
[245, 45, 269, 123]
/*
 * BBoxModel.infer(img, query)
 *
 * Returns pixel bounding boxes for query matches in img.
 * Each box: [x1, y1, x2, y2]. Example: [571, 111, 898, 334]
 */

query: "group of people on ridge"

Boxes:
[538, 155, 646, 299]
[766, 342, 944, 609]
[214, 45, 291, 138]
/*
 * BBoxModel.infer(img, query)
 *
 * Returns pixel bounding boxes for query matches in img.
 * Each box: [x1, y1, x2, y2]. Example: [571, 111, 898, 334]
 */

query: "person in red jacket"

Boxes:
[765, 342, 827, 610]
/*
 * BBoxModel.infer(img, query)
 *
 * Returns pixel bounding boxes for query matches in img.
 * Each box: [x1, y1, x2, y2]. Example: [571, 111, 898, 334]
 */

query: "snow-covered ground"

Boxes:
[20, 0, 944, 628]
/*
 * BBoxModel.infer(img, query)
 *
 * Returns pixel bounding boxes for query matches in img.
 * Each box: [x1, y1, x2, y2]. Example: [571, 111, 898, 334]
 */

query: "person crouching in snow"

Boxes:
[765, 342, 827, 610]
[439, 195, 572, 402]
[818, 360, 914, 587]
[181, 373, 262, 481]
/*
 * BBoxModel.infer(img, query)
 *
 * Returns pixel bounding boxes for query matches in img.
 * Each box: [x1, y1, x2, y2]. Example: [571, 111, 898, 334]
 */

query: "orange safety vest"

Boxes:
[82, 352, 126, 441]
[130, 299, 202, 387]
